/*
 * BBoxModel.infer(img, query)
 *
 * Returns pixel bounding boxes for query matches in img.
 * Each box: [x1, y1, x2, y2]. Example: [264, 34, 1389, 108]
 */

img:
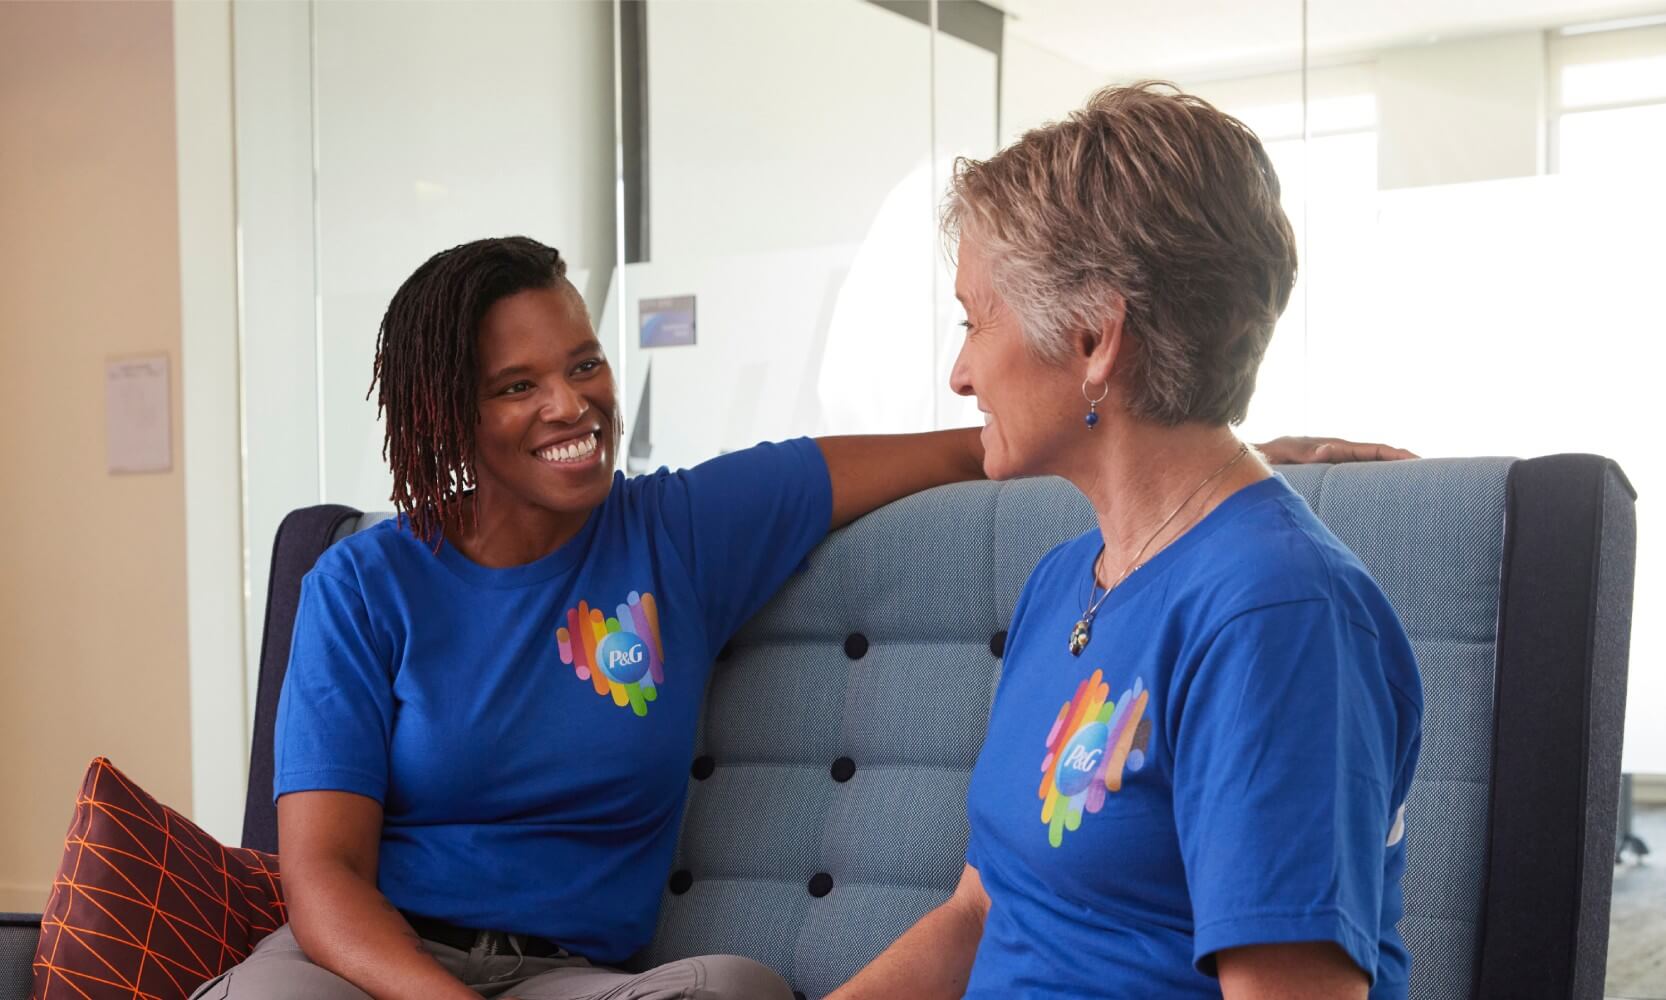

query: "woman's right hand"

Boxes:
[278, 791, 478, 1000]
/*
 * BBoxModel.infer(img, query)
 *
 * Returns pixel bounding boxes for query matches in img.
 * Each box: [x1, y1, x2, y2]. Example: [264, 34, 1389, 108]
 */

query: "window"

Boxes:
[1552, 20, 1666, 177]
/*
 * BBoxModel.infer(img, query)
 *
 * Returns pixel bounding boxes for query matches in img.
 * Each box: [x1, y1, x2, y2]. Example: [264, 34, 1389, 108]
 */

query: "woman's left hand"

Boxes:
[1256, 436, 1418, 465]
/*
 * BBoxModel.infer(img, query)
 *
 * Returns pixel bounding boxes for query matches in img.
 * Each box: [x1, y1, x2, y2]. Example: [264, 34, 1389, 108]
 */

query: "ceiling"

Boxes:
[999, 0, 1666, 79]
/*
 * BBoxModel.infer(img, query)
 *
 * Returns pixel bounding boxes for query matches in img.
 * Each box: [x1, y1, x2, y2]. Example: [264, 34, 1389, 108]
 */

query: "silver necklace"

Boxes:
[1068, 444, 1249, 656]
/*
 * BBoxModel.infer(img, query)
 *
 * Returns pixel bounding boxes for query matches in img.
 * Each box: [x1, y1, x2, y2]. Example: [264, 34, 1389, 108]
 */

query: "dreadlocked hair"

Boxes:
[369, 236, 568, 544]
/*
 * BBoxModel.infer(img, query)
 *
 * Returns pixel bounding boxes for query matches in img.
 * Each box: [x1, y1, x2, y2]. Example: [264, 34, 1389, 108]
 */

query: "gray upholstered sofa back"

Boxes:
[636, 458, 1631, 1000]
[222, 455, 1632, 1000]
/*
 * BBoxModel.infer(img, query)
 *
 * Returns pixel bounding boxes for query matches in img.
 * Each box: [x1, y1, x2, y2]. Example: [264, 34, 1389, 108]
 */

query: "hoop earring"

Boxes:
[1081, 379, 1109, 429]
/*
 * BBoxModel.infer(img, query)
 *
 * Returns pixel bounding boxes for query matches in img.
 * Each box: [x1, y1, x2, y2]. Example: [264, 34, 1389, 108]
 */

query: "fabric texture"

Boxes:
[639, 461, 1522, 1000]
[1284, 460, 1512, 1000]
[963, 476, 1421, 999]
[273, 438, 831, 964]
[0, 916, 39, 1000]
[1478, 455, 1637, 1000]
[187, 925, 788, 1000]
[31, 758, 286, 1000]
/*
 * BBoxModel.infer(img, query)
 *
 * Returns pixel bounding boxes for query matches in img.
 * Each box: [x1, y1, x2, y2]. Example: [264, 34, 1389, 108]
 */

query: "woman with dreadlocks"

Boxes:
[187, 235, 994, 1000]
[197, 236, 1401, 1000]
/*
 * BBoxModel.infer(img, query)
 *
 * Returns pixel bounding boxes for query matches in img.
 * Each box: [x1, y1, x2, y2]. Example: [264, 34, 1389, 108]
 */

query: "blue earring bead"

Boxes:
[1081, 378, 1108, 430]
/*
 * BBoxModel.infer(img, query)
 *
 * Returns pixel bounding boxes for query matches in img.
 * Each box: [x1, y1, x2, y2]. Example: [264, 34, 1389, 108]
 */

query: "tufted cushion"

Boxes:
[32, 758, 286, 999]
[638, 461, 1514, 1000]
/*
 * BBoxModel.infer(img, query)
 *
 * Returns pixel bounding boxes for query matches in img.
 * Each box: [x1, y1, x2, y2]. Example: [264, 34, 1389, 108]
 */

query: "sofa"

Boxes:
[2, 455, 1636, 999]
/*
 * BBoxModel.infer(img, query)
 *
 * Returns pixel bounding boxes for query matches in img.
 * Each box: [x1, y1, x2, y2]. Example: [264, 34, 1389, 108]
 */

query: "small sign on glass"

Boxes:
[639, 295, 697, 349]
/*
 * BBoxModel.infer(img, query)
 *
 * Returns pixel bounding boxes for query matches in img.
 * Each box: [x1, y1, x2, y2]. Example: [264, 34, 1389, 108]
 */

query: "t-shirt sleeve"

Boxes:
[273, 568, 396, 804]
[656, 437, 833, 646]
[1173, 598, 1410, 983]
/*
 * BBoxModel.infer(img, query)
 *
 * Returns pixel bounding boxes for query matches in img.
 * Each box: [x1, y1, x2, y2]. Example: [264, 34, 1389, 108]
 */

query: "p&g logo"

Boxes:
[1053, 721, 1109, 797]
[596, 630, 650, 685]
[556, 592, 666, 717]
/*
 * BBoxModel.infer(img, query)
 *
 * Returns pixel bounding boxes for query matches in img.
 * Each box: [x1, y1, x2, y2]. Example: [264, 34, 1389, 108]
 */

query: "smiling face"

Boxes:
[948, 232, 1085, 481]
[471, 283, 617, 518]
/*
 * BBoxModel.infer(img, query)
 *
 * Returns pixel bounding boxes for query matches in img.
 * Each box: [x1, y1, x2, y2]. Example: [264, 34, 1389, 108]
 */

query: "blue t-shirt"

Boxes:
[273, 438, 832, 964]
[964, 475, 1422, 999]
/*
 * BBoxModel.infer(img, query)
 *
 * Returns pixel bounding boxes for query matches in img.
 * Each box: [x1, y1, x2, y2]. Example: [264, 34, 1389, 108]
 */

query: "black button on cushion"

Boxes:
[717, 642, 733, 661]
[690, 755, 715, 780]
[843, 633, 868, 659]
[793, 993, 807, 1000]
[669, 870, 693, 895]
[808, 872, 834, 898]
[831, 756, 856, 783]
[990, 630, 1007, 657]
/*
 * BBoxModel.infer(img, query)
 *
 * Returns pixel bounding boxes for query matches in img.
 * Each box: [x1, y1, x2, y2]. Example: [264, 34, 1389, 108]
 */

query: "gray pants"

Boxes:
[189, 925, 792, 1000]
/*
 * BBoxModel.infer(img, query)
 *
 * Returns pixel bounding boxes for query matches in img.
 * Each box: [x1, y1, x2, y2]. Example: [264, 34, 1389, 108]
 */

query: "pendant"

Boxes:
[1068, 616, 1092, 656]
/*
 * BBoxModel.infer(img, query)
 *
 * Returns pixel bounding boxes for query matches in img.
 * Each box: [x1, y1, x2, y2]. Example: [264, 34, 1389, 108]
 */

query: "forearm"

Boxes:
[1218, 942, 1368, 1000]
[818, 427, 985, 529]
[827, 896, 985, 1000]
[287, 862, 476, 1000]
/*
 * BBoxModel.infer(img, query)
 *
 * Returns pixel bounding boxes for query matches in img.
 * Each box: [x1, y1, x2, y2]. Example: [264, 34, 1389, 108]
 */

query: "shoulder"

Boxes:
[1017, 528, 1102, 602]
[671, 438, 828, 488]
[630, 438, 830, 517]
[307, 517, 432, 592]
[1190, 483, 1421, 705]
[1190, 480, 1385, 626]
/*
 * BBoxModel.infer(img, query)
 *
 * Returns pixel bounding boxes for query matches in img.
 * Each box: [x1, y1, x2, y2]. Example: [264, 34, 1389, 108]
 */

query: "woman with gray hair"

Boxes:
[830, 83, 1421, 1000]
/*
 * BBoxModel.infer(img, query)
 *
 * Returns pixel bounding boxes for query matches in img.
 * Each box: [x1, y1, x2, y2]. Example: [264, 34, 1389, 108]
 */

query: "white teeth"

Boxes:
[536, 432, 598, 464]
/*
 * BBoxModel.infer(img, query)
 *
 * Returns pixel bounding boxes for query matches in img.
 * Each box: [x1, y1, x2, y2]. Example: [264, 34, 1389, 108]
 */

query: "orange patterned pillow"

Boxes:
[31, 757, 287, 999]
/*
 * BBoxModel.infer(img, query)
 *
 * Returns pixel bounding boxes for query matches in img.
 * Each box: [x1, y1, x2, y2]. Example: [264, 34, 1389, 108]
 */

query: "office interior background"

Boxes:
[1, 0, 1662, 995]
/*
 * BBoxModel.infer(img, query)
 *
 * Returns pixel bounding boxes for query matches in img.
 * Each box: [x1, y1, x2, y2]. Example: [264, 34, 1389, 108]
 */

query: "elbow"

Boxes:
[951, 894, 989, 936]
[282, 857, 368, 959]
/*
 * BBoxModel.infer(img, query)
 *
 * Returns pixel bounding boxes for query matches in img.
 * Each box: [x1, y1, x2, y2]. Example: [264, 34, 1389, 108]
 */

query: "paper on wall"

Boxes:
[105, 354, 171, 474]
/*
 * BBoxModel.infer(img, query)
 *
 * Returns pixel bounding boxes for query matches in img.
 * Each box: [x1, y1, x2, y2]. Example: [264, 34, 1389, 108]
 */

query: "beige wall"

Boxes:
[0, 0, 191, 912]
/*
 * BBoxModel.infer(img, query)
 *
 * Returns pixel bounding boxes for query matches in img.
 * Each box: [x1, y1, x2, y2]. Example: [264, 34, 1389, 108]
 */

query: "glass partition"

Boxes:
[311, 0, 618, 511]
[606, 0, 939, 472]
[233, 0, 619, 707]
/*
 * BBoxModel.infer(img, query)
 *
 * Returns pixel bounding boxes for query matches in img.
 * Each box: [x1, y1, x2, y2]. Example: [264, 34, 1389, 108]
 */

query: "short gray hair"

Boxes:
[943, 82, 1297, 426]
